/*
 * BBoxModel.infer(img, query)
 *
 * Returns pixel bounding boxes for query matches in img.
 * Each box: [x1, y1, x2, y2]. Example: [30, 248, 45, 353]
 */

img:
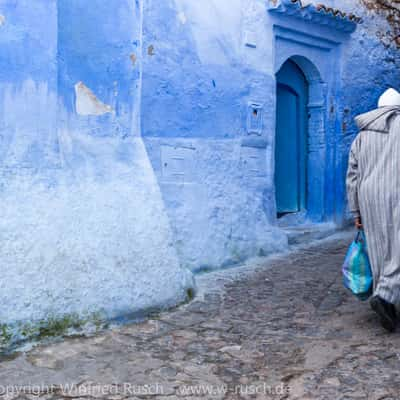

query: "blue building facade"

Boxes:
[0, 0, 399, 342]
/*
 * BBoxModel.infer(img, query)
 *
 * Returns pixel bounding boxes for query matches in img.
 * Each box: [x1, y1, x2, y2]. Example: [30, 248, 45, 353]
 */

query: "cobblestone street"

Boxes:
[1, 232, 400, 400]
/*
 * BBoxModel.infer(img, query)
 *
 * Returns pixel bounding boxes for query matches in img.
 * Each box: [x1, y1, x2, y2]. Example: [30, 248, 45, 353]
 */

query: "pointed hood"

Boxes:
[378, 88, 400, 107]
[355, 106, 400, 133]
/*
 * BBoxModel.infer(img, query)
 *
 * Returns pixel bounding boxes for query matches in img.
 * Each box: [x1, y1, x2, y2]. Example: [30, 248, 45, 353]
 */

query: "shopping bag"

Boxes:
[342, 230, 373, 301]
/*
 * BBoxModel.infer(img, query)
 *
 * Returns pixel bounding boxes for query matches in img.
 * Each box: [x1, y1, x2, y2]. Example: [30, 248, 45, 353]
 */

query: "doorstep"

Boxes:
[282, 223, 338, 246]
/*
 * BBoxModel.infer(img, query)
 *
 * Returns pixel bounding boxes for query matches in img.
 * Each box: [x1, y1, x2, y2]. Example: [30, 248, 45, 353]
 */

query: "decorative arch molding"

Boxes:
[267, 0, 362, 33]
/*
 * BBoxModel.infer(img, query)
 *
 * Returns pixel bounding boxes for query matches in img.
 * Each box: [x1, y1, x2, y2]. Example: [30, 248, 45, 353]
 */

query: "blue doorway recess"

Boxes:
[275, 60, 309, 217]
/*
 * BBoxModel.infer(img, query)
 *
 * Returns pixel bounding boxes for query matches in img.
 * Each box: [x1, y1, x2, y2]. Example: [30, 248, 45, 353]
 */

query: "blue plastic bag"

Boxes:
[342, 230, 373, 301]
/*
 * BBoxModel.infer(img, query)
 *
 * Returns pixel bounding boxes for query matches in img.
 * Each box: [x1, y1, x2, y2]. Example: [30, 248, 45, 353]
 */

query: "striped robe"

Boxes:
[346, 106, 400, 304]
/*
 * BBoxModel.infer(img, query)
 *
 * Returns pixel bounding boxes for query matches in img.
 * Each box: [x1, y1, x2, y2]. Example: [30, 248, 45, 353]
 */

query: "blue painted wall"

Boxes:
[0, 0, 399, 334]
[0, 0, 57, 170]
[0, 0, 194, 339]
[58, 0, 141, 137]
[142, 0, 287, 271]
[333, 0, 400, 221]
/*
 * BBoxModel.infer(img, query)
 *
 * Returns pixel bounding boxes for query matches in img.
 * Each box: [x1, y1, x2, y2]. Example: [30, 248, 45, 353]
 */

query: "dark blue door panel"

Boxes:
[275, 85, 299, 213]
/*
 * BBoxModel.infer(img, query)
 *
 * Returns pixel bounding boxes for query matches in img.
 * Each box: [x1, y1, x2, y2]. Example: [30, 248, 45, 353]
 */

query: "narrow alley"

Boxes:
[1, 232, 398, 400]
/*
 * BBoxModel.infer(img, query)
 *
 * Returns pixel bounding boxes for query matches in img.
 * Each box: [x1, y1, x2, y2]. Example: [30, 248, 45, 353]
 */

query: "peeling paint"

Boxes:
[130, 53, 137, 66]
[0, 15, 5, 26]
[361, 0, 400, 48]
[74, 81, 113, 116]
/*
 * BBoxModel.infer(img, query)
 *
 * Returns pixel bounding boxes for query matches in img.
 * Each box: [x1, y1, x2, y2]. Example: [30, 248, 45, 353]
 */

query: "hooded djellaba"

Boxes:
[346, 88, 400, 332]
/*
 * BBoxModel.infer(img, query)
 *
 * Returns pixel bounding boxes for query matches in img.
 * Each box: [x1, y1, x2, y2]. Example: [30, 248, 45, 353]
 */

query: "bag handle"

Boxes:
[355, 230, 366, 244]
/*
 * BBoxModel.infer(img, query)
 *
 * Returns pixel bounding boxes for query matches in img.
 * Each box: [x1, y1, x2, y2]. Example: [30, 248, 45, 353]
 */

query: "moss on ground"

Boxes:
[1, 288, 197, 354]
[0, 324, 12, 347]
[186, 287, 195, 301]
[0, 311, 107, 353]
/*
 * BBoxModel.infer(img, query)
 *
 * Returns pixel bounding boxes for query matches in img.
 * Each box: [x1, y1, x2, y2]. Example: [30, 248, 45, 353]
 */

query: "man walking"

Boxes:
[346, 88, 400, 332]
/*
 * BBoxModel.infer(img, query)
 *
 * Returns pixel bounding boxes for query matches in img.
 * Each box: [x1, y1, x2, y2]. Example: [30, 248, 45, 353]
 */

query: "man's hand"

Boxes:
[355, 216, 363, 230]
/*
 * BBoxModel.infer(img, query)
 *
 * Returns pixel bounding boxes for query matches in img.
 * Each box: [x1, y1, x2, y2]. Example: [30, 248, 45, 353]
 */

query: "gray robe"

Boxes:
[346, 106, 400, 304]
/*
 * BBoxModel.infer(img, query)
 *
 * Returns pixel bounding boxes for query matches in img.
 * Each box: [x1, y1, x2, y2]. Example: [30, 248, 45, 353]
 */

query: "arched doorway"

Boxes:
[274, 56, 326, 222]
[275, 59, 309, 217]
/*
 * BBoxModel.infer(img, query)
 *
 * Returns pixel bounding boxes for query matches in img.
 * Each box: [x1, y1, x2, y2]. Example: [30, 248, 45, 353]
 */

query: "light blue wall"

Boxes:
[142, 0, 287, 271]
[0, 0, 57, 170]
[58, 0, 141, 137]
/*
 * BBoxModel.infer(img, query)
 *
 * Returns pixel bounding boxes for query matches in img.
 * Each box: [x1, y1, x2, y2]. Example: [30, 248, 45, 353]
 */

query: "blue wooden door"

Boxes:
[275, 60, 308, 216]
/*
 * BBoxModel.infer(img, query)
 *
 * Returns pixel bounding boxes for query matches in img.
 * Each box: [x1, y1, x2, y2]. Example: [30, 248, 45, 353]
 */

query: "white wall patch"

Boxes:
[244, 30, 257, 48]
[74, 81, 113, 116]
[178, 11, 187, 24]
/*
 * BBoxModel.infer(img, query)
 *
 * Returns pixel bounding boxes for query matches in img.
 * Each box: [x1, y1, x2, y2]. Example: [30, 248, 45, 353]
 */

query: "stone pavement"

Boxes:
[1, 232, 400, 400]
